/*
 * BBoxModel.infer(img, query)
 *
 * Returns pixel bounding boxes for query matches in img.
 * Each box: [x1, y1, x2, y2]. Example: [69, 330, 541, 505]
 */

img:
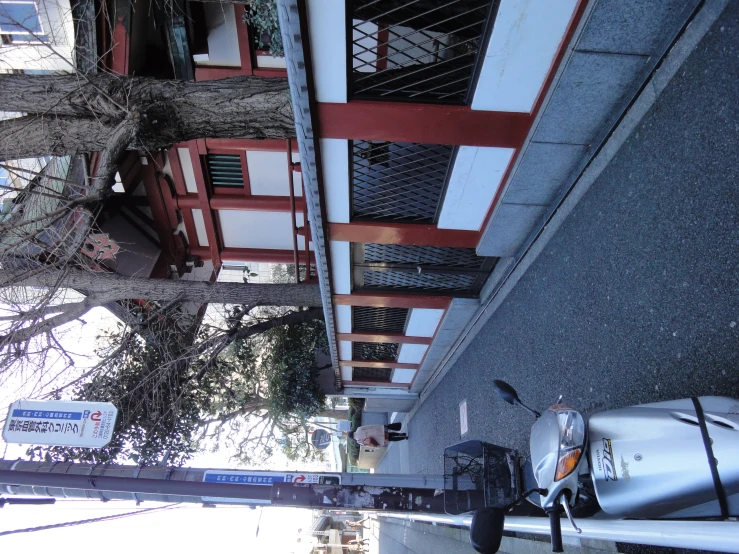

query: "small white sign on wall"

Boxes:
[460, 399, 468, 436]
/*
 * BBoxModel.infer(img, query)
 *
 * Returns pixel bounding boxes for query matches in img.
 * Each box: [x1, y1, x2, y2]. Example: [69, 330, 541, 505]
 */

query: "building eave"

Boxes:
[277, 0, 342, 391]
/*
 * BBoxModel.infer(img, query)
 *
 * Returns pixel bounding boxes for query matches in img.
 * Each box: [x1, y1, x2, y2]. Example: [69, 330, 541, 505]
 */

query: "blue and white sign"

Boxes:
[3, 400, 118, 448]
[202, 470, 341, 503]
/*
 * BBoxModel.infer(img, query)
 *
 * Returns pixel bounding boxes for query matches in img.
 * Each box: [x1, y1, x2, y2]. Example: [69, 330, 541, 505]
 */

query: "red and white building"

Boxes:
[275, 0, 588, 410]
[84, 0, 589, 412]
[87, 0, 314, 290]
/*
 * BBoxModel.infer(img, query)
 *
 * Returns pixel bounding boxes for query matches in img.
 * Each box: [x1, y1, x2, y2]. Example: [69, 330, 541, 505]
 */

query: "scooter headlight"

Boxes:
[554, 408, 586, 481]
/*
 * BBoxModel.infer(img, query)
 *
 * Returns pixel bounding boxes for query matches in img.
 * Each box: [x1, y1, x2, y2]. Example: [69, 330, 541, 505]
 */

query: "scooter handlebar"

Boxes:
[548, 510, 563, 553]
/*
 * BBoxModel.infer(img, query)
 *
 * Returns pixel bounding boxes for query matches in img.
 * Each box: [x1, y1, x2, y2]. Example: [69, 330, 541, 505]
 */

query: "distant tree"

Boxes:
[31, 301, 329, 466]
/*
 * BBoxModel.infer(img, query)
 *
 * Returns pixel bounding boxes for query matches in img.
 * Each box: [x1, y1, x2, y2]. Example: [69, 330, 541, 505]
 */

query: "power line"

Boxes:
[0, 502, 181, 537]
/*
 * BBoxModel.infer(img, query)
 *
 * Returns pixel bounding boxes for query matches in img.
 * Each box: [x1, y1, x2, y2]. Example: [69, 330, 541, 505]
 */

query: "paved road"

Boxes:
[379, 1, 739, 482]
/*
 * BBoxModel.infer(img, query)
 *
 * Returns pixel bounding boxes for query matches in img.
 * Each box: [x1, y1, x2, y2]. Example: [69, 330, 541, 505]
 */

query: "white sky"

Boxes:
[0, 501, 314, 554]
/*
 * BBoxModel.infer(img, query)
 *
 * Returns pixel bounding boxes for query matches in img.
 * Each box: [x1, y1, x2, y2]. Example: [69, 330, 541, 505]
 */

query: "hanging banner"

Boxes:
[3, 400, 118, 448]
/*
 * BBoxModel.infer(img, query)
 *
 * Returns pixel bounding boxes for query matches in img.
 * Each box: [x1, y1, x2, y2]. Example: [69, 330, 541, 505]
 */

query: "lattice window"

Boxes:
[207, 154, 244, 188]
[353, 306, 409, 334]
[349, 0, 497, 103]
[353, 341, 398, 361]
[352, 141, 453, 224]
[364, 244, 481, 267]
[363, 271, 476, 291]
[353, 367, 392, 382]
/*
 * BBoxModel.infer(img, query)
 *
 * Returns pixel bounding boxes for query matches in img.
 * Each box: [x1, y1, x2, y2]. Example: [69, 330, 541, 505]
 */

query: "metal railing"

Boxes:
[349, 0, 498, 103]
[351, 140, 454, 224]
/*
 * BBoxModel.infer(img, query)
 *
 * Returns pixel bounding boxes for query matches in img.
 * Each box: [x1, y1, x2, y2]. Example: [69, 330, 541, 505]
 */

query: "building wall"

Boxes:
[301, 0, 586, 397]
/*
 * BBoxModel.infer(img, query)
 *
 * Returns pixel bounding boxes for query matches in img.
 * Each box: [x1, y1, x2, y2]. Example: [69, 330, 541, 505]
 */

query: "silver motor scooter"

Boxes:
[468, 380, 739, 553]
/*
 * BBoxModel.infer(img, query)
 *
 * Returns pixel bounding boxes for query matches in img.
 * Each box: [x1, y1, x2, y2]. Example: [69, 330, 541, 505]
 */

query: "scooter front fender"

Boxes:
[588, 396, 739, 518]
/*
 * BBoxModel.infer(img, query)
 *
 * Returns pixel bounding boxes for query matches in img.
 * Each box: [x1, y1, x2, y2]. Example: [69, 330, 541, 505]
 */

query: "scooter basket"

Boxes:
[443, 440, 519, 514]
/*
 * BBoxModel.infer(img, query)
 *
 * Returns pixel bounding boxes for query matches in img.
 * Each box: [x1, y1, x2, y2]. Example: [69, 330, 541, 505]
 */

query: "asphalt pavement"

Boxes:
[378, 0, 739, 486]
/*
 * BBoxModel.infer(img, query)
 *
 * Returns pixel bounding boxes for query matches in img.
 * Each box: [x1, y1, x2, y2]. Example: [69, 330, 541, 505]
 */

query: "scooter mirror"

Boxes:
[493, 380, 521, 405]
[469, 508, 505, 554]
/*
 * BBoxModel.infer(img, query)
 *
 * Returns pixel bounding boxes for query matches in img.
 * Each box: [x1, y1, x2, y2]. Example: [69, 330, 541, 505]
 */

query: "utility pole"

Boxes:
[0, 460, 482, 515]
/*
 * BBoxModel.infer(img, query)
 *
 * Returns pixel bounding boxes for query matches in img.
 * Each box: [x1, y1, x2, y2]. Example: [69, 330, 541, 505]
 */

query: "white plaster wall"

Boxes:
[320, 139, 350, 223]
[256, 54, 286, 68]
[339, 340, 352, 361]
[405, 308, 445, 337]
[192, 209, 209, 246]
[472, 0, 577, 113]
[438, 146, 515, 231]
[335, 304, 352, 334]
[341, 366, 353, 381]
[0, 0, 76, 72]
[218, 210, 307, 250]
[245, 151, 301, 196]
[194, 3, 241, 67]
[397, 344, 428, 364]
[330, 240, 351, 294]
[391, 369, 416, 384]
[177, 148, 199, 193]
[307, 0, 346, 102]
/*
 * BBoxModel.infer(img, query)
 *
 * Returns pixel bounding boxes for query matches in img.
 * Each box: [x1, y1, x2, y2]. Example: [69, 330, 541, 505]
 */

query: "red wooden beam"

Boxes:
[339, 360, 419, 369]
[176, 194, 306, 212]
[204, 138, 292, 151]
[234, 5, 254, 74]
[221, 248, 315, 264]
[334, 293, 451, 310]
[167, 147, 189, 196]
[110, 16, 129, 74]
[337, 333, 432, 345]
[181, 210, 201, 257]
[189, 143, 221, 267]
[329, 222, 479, 248]
[317, 101, 532, 148]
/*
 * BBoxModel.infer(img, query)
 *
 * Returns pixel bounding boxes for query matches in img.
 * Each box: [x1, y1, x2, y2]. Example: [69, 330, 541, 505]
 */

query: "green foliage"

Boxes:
[262, 318, 327, 419]
[30, 306, 328, 467]
[244, 0, 284, 57]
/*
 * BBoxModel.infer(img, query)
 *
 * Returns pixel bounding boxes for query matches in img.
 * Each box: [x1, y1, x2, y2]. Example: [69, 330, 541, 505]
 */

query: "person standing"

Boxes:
[348, 422, 407, 447]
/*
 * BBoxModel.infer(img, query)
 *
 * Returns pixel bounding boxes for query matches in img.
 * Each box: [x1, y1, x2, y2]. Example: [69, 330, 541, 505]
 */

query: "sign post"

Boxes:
[3, 400, 118, 448]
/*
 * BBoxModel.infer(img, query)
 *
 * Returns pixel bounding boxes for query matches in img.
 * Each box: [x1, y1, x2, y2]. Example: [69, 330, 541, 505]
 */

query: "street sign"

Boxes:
[3, 400, 118, 448]
[336, 420, 351, 432]
[311, 429, 332, 449]
[202, 470, 341, 503]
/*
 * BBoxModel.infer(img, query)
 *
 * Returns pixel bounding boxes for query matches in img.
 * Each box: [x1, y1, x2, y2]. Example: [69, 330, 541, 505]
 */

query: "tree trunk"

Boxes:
[2, 267, 323, 307]
[0, 74, 294, 161]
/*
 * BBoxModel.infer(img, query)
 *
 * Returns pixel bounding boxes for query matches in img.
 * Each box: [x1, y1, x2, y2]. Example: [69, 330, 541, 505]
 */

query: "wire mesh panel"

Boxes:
[353, 367, 393, 382]
[352, 141, 453, 223]
[356, 244, 496, 295]
[207, 154, 244, 188]
[364, 244, 481, 267]
[352, 341, 399, 361]
[353, 306, 409, 333]
[349, 0, 498, 102]
[363, 270, 476, 291]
